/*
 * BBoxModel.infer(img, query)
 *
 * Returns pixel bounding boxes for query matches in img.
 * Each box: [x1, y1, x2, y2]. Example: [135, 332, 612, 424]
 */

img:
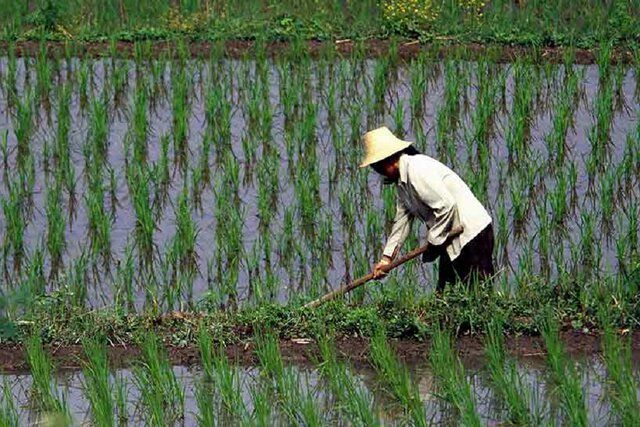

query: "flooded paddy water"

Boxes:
[1, 334, 637, 426]
[0, 52, 638, 310]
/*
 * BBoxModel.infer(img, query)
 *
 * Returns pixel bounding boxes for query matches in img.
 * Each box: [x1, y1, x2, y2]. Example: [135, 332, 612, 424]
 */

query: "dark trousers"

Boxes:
[436, 224, 495, 292]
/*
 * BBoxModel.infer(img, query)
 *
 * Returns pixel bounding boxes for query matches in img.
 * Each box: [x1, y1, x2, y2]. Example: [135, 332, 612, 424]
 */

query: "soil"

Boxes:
[1, 330, 637, 374]
[0, 40, 636, 64]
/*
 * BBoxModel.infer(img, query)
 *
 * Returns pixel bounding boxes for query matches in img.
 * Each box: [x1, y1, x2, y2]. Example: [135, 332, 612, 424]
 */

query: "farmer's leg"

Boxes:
[437, 253, 456, 293]
[452, 224, 495, 288]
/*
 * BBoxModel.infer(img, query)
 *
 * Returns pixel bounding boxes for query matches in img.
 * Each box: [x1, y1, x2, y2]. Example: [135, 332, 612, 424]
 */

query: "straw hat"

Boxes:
[359, 126, 413, 168]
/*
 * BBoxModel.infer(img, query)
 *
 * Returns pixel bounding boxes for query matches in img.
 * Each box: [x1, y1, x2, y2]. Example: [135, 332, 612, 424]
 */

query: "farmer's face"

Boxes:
[371, 155, 400, 182]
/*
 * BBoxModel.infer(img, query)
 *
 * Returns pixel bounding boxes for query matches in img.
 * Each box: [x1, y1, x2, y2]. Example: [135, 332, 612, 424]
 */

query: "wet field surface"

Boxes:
[1, 56, 638, 310]
[1, 336, 637, 426]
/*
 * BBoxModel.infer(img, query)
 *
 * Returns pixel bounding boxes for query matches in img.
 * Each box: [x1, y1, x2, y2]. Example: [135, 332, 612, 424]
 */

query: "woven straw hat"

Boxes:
[359, 126, 413, 168]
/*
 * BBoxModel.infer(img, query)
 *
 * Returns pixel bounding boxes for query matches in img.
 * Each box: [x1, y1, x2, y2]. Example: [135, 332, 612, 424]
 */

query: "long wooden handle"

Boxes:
[303, 225, 463, 309]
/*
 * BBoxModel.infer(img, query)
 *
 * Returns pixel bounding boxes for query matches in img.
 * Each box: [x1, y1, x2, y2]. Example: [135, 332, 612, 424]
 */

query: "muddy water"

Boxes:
[0, 353, 628, 425]
[0, 57, 638, 309]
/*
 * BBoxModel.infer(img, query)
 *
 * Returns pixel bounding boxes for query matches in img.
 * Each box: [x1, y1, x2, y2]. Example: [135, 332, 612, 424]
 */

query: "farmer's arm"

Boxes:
[382, 200, 413, 259]
[373, 201, 413, 278]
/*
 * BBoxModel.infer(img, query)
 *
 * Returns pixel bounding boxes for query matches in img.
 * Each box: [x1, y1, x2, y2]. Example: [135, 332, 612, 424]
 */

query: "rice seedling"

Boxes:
[369, 327, 426, 427]
[172, 189, 199, 274]
[247, 380, 273, 426]
[128, 80, 149, 165]
[171, 63, 191, 167]
[113, 242, 136, 314]
[541, 311, 587, 427]
[505, 62, 535, 164]
[45, 182, 66, 273]
[599, 312, 640, 425]
[198, 327, 247, 419]
[133, 332, 184, 426]
[0, 379, 19, 427]
[13, 87, 35, 166]
[484, 318, 534, 425]
[126, 164, 156, 265]
[85, 166, 111, 258]
[255, 330, 323, 426]
[25, 334, 70, 422]
[318, 334, 379, 426]
[1, 179, 25, 268]
[81, 336, 115, 427]
[428, 326, 481, 427]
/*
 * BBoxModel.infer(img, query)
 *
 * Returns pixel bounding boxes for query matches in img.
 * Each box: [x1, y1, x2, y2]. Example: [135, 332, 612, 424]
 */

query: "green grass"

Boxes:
[0, 1, 638, 48]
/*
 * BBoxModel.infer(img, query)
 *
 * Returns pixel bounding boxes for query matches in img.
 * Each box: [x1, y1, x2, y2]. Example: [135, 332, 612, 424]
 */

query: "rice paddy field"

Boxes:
[0, 17, 639, 427]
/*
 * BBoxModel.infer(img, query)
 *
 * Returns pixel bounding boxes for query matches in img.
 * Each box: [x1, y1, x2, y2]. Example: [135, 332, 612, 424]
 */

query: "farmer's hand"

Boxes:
[372, 256, 392, 279]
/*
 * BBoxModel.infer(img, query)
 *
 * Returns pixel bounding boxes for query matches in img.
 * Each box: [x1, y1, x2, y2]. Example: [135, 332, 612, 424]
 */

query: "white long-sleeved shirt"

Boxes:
[382, 154, 492, 261]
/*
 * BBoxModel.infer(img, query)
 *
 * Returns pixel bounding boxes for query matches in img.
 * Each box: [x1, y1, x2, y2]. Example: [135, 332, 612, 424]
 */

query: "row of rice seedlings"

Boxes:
[133, 333, 184, 426]
[45, 182, 66, 275]
[1, 178, 26, 272]
[428, 327, 481, 426]
[170, 63, 191, 168]
[212, 156, 244, 308]
[126, 77, 150, 166]
[317, 334, 379, 426]
[255, 331, 324, 425]
[541, 312, 587, 426]
[369, 327, 427, 426]
[126, 164, 156, 266]
[544, 65, 582, 167]
[25, 334, 71, 423]
[505, 62, 537, 165]
[587, 70, 615, 178]
[12, 88, 36, 170]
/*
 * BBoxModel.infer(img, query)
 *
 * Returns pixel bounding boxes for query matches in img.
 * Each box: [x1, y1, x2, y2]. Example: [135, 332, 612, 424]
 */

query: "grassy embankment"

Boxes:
[0, 0, 638, 48]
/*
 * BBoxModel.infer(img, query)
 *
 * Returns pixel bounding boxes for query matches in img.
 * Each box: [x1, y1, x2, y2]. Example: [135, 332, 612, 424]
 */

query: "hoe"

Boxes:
[304, 224, 463, 308]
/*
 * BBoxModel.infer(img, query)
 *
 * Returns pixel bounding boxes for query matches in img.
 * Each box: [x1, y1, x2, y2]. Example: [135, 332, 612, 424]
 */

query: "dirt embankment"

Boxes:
[0, 40, 636, 64]
[1, 329, 637, 373]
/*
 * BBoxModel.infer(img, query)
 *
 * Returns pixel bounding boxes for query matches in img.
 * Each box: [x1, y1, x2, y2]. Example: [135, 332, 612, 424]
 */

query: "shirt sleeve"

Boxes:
[411, 172, 458, 247]
[382, 199, 413, 258]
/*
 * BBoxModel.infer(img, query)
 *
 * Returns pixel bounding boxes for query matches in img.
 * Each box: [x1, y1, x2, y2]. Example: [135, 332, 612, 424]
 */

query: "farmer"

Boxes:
[361, 126, 495, 292]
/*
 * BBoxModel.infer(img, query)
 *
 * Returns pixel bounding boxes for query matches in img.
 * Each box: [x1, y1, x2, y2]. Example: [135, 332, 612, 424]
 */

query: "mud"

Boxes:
[1, 330, 636, 373]
[0, 39, 635, 63]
